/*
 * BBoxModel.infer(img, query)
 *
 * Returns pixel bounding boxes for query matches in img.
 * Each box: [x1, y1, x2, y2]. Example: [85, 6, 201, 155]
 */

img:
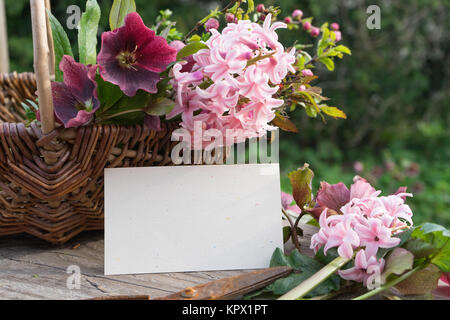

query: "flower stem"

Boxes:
[352, 264, 425, 300]
[277, 256, 350, 300]
[282, 209, 302, 253]
[96, 108, 143, 122]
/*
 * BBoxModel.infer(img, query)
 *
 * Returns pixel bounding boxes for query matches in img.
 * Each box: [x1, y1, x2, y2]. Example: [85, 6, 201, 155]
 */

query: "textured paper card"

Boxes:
[104, 164, 282, 275]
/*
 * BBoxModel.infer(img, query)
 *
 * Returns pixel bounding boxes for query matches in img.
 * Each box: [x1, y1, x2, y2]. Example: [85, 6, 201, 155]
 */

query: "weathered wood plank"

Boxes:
[0, 224, 317, 300]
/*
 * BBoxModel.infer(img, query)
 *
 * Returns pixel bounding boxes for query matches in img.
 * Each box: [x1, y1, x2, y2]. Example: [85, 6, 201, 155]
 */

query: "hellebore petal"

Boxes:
[48, 55, 99, 128]
[60, 55, 98, 103]
[97, 12, 177, 97]
[316, 181, 350, 212]
[144, 115, 161, 131]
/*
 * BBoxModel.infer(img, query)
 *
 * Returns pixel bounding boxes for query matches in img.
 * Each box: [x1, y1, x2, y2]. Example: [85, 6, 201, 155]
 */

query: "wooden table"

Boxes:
[0, 225, 316, 300]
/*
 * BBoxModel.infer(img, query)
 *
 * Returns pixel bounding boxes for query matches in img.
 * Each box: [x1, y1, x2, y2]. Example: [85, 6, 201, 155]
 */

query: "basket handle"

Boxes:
[30, 0, 54, 134]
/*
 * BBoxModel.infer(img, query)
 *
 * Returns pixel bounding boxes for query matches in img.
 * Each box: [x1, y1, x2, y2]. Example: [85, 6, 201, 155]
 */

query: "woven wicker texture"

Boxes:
[0, 72, 178, 244]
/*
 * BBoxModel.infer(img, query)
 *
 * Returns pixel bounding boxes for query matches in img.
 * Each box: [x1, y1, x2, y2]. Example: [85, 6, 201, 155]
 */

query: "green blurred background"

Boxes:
[4, 0, 449, 226]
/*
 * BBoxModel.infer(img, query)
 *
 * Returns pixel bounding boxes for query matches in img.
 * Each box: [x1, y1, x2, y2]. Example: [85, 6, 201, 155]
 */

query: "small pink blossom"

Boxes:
[331, 23, 340, 31]
[334, 31, 342, 42]
[310, 27, 320, 37]
[292, 10, 303, 20]
[353, 161, 364, 173]
[205, 18, 220, 32]
[284, 17, 292, 24]
[338, 250, 385, 286]
[281, 192, 301, 214]
[225, 13, 236, 23]
[301, 69, 314, 77]
[256, 4, 265, 12]
[324, 215, 360, 259]
[355, 218, 401, 256]
[303, 21, 312, 31]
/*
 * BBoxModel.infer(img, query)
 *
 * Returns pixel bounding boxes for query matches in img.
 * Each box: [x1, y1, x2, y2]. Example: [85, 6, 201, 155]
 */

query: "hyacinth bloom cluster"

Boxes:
[310, 177, 414, 287]
[167, 14, 296, 146]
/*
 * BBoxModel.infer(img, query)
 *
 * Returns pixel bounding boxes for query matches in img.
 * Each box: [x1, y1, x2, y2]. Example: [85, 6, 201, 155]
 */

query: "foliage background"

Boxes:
[4, 0, 449, 226]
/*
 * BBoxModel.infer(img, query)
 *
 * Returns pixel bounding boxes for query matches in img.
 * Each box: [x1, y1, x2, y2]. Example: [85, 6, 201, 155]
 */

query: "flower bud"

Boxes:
[284, 17, 292, 24]
[205, 18, 219, 32]
[334, 30, 342, 42]
[310, 27, 320, 37]
[331, 22, 340, 31]
[259, 14, 266, 21]
[256, 4, 265, 13]
[292, 9, 303, 20]
[225, 13, 235, 23]
[302, 21, 311, 31]
[301, 69, 314, 77]
[299, 85, 306, 91]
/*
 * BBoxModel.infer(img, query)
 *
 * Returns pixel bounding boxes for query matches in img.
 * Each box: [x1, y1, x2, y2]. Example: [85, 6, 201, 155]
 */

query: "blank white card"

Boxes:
[104, 164, 283, 275]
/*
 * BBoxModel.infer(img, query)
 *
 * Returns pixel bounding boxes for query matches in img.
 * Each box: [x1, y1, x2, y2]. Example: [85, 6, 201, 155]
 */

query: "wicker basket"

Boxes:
[0, 3, 179, 244]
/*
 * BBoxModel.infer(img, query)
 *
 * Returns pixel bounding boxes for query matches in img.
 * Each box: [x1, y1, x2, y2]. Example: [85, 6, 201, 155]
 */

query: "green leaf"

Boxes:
[47, 10, 73, 82]
[320, 106, 347, 119]
[377, 228, 413, 259]
[305, 105, 318, 118]
[319, 57, 335, 71]
[334, 45, 352, 55]
[159, 22, 176, 39]
[109, 0, 136, 30]
[97, 90, 150, 124]
[288, 164, 314, 208]
[254, 248, 341, 298]
[187, 34, 202, 43]
[177, 42, 208, 60]
[95, 75, 124, 113]
[408, 223, 450, 272]
[21, 100, 37, 125]
[78, 0, 101, 65]
[283, 227, 291, 244]
[381, 248, 414, 284]
[145, 98, 175, 116]
[247, 0, 255, 13]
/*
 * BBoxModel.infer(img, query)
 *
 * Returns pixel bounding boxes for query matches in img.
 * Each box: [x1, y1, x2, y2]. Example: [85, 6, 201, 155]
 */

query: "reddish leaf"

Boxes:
[288, 164, 314, 209]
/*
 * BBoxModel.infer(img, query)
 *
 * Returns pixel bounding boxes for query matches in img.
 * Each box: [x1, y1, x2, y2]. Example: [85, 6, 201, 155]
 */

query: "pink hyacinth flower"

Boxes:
[324, 215, 360, 259]
[355, 218, 401, 256]
[350, 177, 381, 199]
[338, 249, 385, 287]
[238, 65, 279, 101]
